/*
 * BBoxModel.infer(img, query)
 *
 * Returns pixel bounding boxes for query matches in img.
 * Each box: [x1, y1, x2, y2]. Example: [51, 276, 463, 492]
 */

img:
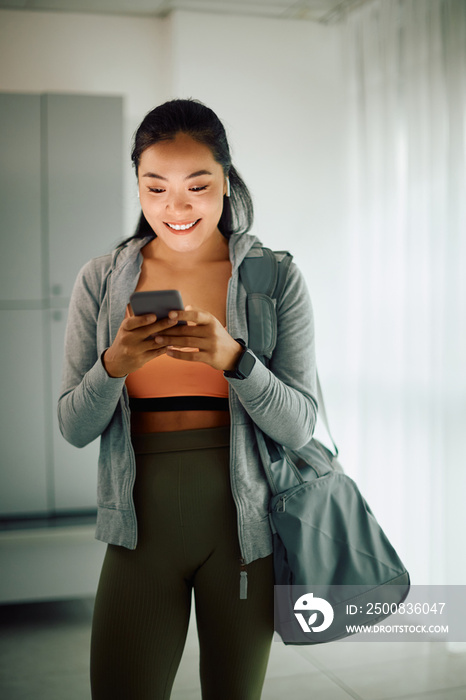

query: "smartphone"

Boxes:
[129, 290, 186, 325]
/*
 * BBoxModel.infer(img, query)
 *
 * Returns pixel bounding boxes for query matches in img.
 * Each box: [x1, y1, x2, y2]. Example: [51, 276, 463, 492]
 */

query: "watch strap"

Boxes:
[224, 338, 253, 379]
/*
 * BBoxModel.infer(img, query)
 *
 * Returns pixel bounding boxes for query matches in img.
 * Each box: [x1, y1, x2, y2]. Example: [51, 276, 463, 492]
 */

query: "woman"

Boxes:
[57, 98, 318, 699]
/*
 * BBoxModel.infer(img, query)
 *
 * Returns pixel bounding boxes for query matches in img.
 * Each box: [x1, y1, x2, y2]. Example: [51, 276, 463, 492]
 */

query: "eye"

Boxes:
[190, 186, 207, 192]
[148, 187, 165, 194]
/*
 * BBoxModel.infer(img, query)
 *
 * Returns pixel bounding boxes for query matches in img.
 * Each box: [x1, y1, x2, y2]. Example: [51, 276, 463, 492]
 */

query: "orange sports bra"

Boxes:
[124, 305, 230, 412]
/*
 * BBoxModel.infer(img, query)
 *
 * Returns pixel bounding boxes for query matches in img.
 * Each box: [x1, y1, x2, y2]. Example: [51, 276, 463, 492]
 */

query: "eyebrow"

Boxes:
[141, 169, 213, 181]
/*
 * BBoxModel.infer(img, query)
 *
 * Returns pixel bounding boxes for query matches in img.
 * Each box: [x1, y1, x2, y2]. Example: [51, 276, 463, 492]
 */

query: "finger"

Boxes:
[151, 316, 181, 332]
[166, 347, 206, 361]
[153, 323, 209, 343]
[168, 308, 213, 326]
[141, 346, 168, 360]
[153, 334, 207, 350]
[129, 315, 179, 334]
[126, 313, 157, 330]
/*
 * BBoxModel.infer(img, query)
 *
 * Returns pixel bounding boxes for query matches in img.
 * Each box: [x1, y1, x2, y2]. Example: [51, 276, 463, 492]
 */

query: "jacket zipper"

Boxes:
[122, 388, 138, 549]
[229, 414, 248, 599]
[239, 557, 248, 599]
[108, 261, 137, 548]
[226, 262, 249, 599]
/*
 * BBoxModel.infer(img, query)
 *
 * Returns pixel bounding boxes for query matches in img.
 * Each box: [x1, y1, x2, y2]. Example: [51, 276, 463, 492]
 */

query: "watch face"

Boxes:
[238, 350, 256, 378]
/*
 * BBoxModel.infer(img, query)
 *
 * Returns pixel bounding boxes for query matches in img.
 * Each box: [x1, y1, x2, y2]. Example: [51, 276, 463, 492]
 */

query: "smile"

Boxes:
[164, 219, 201, 231]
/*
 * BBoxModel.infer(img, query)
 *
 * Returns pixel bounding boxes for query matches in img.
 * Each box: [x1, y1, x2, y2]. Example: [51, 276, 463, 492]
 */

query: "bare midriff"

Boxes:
[130, 409, 230, 433]
[129, 238, 232, 434]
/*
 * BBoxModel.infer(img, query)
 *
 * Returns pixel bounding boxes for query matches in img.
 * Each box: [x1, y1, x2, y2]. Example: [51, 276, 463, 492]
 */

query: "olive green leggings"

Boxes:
[90, 426, 274, 699]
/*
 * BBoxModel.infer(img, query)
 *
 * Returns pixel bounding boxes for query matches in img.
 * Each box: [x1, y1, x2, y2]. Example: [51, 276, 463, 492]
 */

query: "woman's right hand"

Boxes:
[102, 312, 180, 378]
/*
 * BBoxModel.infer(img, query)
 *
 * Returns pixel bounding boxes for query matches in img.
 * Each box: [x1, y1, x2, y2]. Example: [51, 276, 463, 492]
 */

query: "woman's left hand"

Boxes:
[153, 305, 244, 372]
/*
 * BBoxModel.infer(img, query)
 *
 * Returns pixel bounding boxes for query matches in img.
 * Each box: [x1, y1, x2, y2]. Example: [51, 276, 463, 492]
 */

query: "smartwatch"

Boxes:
[224, 338, 256, 380]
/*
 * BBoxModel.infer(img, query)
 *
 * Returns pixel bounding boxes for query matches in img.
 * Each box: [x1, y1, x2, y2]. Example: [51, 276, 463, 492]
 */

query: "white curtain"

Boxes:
[338, 0, 466, 588]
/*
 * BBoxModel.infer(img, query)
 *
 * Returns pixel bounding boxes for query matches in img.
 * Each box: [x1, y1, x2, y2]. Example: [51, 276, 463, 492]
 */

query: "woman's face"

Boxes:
[138, 132, 228, 254]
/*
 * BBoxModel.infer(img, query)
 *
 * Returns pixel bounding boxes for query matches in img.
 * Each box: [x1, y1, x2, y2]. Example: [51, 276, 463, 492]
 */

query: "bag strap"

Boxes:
[239, 244, 339, 457]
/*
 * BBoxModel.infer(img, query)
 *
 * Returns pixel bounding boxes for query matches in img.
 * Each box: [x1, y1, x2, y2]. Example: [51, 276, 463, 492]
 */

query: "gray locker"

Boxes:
[0, 92, 123, 519]
[0, 310, 49, 516]
[0, 93, 42, 302]
[45, 94, 124, 300]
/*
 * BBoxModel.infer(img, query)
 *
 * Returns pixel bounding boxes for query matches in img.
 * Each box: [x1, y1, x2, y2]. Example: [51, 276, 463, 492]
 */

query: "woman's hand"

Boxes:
[102, 311, 180, 378]
[153, 306, 244, 372]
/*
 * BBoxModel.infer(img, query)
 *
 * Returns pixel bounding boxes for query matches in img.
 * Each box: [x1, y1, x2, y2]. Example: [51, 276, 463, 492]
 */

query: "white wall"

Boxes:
[0, 8, 174, 242]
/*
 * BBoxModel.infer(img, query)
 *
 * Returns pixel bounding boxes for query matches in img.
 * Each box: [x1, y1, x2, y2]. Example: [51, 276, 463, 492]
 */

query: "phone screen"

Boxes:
[129, 290, 186, 325]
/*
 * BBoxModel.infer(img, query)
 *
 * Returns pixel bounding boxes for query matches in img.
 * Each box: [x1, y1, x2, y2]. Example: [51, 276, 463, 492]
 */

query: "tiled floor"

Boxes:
[1, 597, 466, 700]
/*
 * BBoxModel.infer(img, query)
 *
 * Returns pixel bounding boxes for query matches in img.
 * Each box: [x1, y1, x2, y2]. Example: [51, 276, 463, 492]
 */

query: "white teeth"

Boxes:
[166, 220, 198, 231]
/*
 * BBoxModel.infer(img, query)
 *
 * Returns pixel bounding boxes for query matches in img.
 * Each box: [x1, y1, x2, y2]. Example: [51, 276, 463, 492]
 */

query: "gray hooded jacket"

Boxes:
[57, 232, 318, 566]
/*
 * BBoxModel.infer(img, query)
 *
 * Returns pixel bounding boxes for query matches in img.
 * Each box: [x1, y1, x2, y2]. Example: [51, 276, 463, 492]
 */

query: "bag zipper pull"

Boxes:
[239, 557, 248, 599]
[277, 495, 286, 512]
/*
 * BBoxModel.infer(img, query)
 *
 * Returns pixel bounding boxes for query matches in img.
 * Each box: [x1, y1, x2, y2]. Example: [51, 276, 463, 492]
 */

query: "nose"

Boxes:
[166, 189, 192, 216]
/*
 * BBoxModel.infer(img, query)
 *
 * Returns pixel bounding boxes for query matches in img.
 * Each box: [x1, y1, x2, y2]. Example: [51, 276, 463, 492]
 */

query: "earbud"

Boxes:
[226, 177, 231, 198]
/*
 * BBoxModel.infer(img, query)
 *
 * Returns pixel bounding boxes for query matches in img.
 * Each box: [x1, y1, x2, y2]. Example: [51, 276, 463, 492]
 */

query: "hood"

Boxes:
[228, 232, 264, 273]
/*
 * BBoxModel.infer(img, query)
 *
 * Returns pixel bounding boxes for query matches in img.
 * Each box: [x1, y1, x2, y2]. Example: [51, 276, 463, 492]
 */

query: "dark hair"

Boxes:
[115, 98, 253, 249]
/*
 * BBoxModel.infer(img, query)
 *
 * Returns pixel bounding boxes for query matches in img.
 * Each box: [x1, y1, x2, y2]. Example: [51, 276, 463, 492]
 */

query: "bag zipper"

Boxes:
[276, 495, 286, 512]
